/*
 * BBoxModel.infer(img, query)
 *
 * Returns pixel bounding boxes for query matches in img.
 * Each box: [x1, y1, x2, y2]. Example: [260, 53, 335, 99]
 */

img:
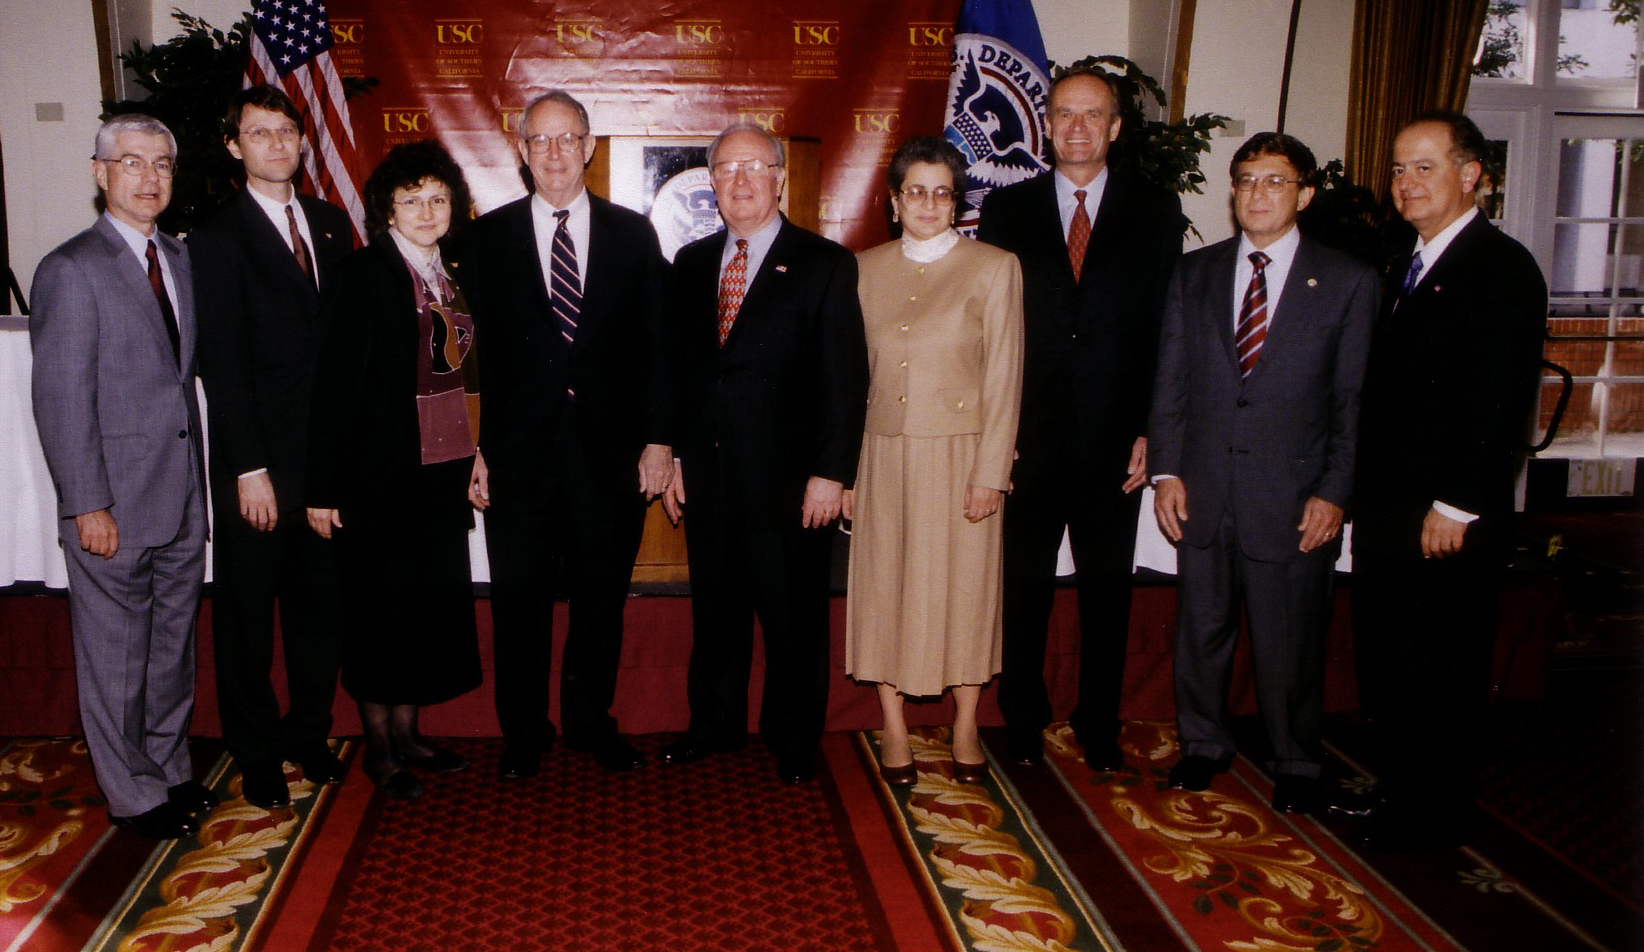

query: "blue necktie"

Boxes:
[1400, 250, 1424, 298]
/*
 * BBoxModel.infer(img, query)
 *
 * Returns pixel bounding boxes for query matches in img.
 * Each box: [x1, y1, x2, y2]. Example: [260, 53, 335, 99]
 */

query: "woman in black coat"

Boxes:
[306, 140, 482, 798]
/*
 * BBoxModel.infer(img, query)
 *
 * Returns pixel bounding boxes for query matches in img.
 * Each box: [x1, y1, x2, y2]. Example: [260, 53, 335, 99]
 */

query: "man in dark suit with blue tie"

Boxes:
[1149, 133, 1377, 814]
[660, 123, 868, 784]
[464, 90, 675, 779]
[192, 85, 354, 808]
[31, 115, 213, 839]
[978, 69, 1184, 770]
[1344, 112, 1546, 849]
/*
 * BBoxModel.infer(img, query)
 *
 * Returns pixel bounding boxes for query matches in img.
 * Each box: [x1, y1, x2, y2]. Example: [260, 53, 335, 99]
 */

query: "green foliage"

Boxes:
[1049, 55, 1228, 239]
[101, 9, 377, 235]
[1297, 159, 1411, 277]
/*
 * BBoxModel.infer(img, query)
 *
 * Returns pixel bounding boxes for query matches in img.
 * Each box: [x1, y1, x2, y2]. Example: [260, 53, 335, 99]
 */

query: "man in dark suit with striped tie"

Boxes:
[464, 90, 675, 779]
[192, 85, 354, 809]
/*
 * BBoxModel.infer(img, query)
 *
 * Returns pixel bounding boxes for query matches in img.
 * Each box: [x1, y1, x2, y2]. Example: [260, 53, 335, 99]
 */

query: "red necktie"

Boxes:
[286, 204, 315, 288]
[145, 240, 181, 367]
[1235, 251, 1271, 378]
[718, 239, 748, 346]
[1067, 189, 1091, 281]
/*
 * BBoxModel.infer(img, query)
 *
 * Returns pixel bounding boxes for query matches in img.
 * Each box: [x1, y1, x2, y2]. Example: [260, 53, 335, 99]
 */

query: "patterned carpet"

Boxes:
[3, 715, 1638, 951]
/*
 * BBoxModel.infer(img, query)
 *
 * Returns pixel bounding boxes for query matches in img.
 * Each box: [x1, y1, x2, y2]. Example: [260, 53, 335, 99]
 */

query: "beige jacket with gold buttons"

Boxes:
[856, 235, 1024, 491]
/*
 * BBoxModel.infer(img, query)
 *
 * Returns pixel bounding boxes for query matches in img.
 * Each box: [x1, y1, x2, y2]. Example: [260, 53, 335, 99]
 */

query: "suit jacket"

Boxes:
[1353, 213, 1547, 558]
[191, 190, 353, 511]
[462, 193, 673, 484]
[30, 215, 203, 547]
[672, 216, 869, 528]
[857, 236, 1024, 491]
[1149, 233, 1378, 562]
[977, 170, 1183, 471]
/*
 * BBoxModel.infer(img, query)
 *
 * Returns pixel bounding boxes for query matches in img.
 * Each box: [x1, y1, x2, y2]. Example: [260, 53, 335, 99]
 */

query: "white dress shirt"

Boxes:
[1053, 166, 1108, 239]
[719, 214, 782, 283]
[531, 188, 591, 288]
[104, 212, 180, 307]
[246, 184, 317, 278]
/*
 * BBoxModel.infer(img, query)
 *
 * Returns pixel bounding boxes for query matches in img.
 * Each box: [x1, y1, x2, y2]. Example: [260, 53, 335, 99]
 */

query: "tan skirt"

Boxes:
[845, 431, 1004, 696]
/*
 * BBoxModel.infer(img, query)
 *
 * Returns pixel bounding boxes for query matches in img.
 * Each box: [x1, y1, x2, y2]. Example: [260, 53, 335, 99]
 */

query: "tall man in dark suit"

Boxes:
[31, 114, 215, 839]
[464, 90, 675, 778]
[978, 69, 1184, 769]
[660, 123, 868, 784]
[191, 85, 354, 808]
[1347, 112, 1546, 849]
[1149, 133, 1377, 813]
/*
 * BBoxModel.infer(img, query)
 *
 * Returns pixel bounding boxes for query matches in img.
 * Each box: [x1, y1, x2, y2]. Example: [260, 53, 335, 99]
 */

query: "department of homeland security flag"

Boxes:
[246, 0, 367, 244]
[943, 0, 1053, 233]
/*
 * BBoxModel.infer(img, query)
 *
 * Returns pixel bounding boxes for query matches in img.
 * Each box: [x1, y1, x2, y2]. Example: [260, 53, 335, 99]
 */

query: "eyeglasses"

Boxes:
[710, 158, 780, 181]
[899, 186, 955, 206]
[394, 195, 451, 211]
[99, 155, 176, 178]
[524, 132, 587, 154]
[241, 125, 300, 145]
[1234, 174, 1302, 194]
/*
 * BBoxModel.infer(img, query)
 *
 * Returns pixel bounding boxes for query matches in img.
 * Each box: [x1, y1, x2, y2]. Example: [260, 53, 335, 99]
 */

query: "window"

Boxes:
[1470, 0, 1644, 458]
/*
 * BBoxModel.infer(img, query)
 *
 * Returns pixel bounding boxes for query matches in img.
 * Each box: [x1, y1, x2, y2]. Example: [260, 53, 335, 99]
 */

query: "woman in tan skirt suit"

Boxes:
[842, 137, 1023, 784]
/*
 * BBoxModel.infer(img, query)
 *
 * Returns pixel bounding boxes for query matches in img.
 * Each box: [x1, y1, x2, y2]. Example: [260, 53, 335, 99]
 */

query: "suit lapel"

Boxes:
[161, 233, 195, 373]
[722, 221, 789, 352]
[574, 196, 616, 355]
[239, 191, 320, 303]
[297, 194, 353, 281]
[1206, 240, 1241, 374]
[93, 217, 186, 377]
[1084, 173, 1126, 290]
[1248, 237, 1318, 384]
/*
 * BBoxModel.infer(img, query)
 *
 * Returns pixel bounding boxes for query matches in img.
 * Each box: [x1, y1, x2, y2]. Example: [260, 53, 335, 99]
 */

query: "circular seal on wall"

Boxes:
[649, 167, 722, 262]
[943, 33, 1052, 231]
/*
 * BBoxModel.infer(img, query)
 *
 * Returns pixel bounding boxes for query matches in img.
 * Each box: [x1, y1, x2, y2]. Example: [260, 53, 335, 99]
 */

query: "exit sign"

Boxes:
[1566, 459, 1637, 497]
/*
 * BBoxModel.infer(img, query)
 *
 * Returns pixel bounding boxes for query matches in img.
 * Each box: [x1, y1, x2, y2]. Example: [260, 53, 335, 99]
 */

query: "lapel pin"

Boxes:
[1434, 285, 1442, 292]
[1307, 278, 1317, 287]
[775, 264, 788, 273]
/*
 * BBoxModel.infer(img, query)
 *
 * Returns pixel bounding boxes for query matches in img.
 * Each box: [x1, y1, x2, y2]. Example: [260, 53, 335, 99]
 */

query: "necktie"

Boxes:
[1400, 250, 1424, 298]
[1067, 189, 1091, 281]
[286, 204, 315, 288]
[718, 238, 748, 346]
[1235, 250, 1271, 379]
[550, 209, 581, 345]
[145, 240, 182, 367]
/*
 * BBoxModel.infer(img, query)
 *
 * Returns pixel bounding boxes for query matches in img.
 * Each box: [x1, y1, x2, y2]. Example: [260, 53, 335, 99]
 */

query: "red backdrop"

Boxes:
[330, 0, 963, 250]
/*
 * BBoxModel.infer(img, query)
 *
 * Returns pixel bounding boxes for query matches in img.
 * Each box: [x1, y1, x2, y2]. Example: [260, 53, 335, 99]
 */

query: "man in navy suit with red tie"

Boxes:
[192, 85, 354, 809]
[978, 69, 1184, 771]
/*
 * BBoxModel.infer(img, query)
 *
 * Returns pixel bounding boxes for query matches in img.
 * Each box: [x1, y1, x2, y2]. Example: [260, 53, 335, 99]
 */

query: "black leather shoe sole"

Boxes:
[111, 801, 200, 839]
[570, 739, 646, 772]
[776, 755, 817, 785]
[294, 746, 347, 785]
[1167, 755, 1230, 791]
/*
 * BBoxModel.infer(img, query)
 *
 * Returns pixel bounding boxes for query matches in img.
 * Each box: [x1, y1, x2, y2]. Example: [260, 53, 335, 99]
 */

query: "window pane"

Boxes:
[1546, 321, 1611, 375]
[1552, 222, 1627, 293]
[1606, 382, 1644, 453]
[1543, 380, 1602, 453]
[1553, 138, 1644, 218]
[1475, 1, 1528, 79]
[1558, 0, 1640, 81]
[1482, 140, 1510, 220]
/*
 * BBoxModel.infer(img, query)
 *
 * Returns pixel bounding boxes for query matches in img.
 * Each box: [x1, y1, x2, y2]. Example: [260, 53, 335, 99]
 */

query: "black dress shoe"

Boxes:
[1083, 738, 1124, 773]
[294, 745, 346, 785]
[1005, 731, 1044, 767]
[660, 736, 741, 766]
[572, 737, 646, 772]
[111, 801, 199, 839]
[397, 745, 468, 773]
[167, 780, 220, 819]
[1324, 790, 1384, 822]
[879, 761, 917, 786]
[1271, 774, 1320, 815]
[1167, 755, 1229, 792]
[240, 760, 291, 809]
[498, 747, 541, 779]
[776, 752, 817, 785]
[375, 770, 424, 799]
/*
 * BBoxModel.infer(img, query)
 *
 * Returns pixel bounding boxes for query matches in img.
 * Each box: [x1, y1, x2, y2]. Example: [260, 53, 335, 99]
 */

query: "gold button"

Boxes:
[899, 360, 908, 368]
[909, 295, 918, 301]
[899, 395, 906, 403]
[900, 324, 909, 331]
[956, 400, 965, 409]
[917, 266, 926, 274]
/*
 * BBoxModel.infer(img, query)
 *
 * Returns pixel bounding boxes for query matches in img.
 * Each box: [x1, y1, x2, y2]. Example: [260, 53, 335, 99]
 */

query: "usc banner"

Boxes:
[330, 0, 963, 249]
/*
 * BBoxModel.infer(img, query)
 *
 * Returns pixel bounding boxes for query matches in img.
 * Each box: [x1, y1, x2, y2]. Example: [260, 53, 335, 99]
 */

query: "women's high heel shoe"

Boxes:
[951, 756, 989, 784]
[879, 761, 917, 786]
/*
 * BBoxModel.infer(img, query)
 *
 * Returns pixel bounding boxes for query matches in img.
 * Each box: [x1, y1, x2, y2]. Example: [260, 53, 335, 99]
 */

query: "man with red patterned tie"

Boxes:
[192, 85, 355, 809]
[1149, 133, 1377, 813]
[661, 123, 868, 785]
[978, 69, 1184, 772]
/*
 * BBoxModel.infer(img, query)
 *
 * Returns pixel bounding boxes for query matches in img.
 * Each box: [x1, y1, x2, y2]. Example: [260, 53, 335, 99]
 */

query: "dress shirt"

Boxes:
[104, 212, 179, 310]
[245, 184, 316, 275]
[719, 214, 782, 283]
[531, 189, 591, 288]
[1232, 224, 1301, 331]
[1053, 167, 1109, 239]
[1407, 205, 1483, 525]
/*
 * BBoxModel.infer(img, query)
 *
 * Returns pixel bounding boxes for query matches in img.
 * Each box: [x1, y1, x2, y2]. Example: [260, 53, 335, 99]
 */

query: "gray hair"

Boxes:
[706, 122, 785, 169]
[94, 113, 177, 160]
[520, 90, 591, 137]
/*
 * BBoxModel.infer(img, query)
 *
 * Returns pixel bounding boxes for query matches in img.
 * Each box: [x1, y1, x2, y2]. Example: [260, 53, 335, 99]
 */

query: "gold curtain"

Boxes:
[1345, 0, 1490, 199]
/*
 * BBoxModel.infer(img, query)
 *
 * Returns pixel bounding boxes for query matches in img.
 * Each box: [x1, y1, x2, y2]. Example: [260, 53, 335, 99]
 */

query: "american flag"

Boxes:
[246, 0, 367, 244]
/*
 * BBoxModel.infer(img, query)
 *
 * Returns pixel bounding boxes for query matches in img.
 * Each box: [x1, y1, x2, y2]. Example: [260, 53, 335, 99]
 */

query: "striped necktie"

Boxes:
[550, 209, 581, 345]
[1235, 251, 1270, 379]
